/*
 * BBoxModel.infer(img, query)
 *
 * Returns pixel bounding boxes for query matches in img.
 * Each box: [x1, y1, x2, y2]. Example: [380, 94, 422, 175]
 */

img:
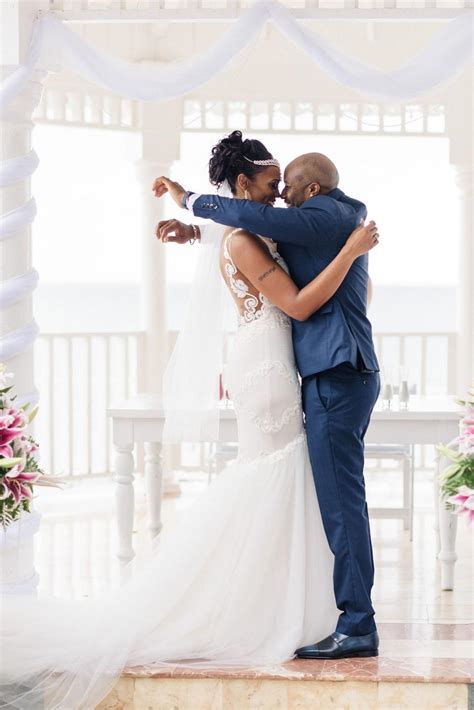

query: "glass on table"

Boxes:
[379, 366, 393, 410]
[398, 365, 411, 410]
[381, 382, 393, 410]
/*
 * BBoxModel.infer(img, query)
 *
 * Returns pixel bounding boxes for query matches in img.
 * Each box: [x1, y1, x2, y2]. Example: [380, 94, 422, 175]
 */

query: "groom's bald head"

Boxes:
[282, 153, 339, 207]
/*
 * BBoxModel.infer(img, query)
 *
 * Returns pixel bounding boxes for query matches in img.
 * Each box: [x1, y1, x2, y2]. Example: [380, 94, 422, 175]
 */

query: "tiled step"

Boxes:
[98, 655, 472, 710]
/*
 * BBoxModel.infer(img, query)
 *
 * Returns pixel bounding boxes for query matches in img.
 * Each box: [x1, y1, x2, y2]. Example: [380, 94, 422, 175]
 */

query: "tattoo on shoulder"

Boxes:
[258, 265, 277, 282]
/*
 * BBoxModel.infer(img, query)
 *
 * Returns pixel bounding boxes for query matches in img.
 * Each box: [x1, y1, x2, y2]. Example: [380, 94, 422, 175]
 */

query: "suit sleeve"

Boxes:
[190, 195, 337, 248]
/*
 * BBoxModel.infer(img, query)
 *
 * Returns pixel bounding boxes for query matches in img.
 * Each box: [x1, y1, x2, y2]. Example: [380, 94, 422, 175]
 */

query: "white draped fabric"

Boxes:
[0, 150, 39, 188]
[0, 269, 39, 310]
[0, 198, 37, 241]
[162, 240, 228, 443]
[0, 3, 472, 110]
[271, 4, 473, 101]
[0, 322, 39, 363]
[0, 0, 471, 373]
[162, 188, 235, 444]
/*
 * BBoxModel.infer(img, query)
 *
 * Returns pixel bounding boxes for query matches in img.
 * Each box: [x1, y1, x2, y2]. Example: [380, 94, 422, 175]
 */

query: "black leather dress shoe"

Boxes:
[295, 631, 379, 659]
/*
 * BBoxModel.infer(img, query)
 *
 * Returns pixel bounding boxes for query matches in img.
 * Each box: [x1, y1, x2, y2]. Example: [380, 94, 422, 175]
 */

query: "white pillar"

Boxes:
[135, 158, 170, 395]
[452, 164, 473, 395]
[447, 75, 473, 396]
[0, 71, 46, 403]
[135, 100, 182, 495]
[135, 100, 181, 394]
[0, 1, 48, 402]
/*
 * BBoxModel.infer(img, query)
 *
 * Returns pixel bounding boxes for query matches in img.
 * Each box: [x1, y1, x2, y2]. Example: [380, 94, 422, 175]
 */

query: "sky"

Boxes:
[32, 124, 460, 287]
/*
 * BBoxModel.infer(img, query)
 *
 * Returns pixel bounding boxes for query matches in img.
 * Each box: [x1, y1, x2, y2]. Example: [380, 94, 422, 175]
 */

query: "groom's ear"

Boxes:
[309, 183, 320, 197]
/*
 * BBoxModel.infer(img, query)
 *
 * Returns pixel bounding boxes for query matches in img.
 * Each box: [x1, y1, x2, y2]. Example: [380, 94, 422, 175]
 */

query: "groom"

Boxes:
[153, 153, 380, 660]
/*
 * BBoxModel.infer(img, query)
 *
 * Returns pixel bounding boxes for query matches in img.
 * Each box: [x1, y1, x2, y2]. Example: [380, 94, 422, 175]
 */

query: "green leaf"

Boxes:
[27, 405, 39, 424]
[436, 445, 463, 463]
[441, 500, 456, 512]
[0, 457, 22, 469]
[439, 463, 461, 481]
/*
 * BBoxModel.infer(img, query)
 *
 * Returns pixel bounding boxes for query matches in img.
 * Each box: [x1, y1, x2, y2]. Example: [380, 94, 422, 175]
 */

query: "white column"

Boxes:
[0, 0, 49, 402]
[135, 100, 182, 495]
[446, 75, 473, 396]
[452, 164, 473, 395]
[135, 158, 170, 395]
[0, 70, 46, 403]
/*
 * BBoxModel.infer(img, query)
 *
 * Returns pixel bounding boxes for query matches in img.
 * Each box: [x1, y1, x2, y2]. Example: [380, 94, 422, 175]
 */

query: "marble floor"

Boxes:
[31, 466, 473, 708]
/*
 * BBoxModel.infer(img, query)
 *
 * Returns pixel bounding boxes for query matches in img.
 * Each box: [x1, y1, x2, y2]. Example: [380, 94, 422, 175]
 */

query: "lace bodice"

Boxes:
[222, 230, 289, 326]
[222, 229, 302, 461]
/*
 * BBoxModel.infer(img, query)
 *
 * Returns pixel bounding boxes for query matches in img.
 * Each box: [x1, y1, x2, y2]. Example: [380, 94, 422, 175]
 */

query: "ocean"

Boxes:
[34, 283, 457, 334]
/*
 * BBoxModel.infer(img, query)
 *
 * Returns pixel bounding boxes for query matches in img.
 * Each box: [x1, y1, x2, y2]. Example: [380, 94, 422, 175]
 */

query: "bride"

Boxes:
[0, 134, 378, 710]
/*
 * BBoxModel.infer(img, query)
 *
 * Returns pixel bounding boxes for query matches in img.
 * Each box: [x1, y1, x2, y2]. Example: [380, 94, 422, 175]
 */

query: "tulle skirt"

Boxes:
[1, 434, 337, 709]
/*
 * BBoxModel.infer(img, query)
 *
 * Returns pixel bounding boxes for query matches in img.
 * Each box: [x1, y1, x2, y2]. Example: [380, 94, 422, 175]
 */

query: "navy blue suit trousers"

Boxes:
[302, 363, 380, 636]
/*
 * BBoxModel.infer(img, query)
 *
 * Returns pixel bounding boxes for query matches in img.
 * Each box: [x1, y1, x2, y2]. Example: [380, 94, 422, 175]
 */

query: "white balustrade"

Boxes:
[183, 99, 447, 137]
[373, 331, 458, 396]
[34, 331, 145, 477]
[33, 89, 448, 138]
[34, 85, 141, 131]
[34, 329, 457, 478]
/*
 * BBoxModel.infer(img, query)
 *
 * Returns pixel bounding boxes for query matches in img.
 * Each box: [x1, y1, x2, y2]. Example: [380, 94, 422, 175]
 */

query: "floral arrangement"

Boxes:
[438, 392, 474, 524]
[0, 363, 60, 529]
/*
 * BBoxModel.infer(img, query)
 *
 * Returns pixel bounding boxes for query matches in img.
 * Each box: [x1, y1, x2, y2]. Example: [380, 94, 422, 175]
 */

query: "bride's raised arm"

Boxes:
[229, 221, 378, 322]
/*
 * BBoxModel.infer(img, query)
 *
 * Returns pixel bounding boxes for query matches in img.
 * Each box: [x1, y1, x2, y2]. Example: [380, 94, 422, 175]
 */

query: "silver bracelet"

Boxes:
[189, 224, 199, 245]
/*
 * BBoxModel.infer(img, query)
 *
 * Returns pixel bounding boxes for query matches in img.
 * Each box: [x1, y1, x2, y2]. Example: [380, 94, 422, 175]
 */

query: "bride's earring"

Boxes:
[244, 189, 251, 200]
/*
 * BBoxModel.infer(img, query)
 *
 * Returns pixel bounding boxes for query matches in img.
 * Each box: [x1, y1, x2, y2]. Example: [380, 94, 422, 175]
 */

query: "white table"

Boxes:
[108, 395, 460, 587]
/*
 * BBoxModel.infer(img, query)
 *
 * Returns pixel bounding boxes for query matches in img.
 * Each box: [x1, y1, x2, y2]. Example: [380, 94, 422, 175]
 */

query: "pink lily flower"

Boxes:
[0, 464, 40, 505]
[0, 408, 27, 448]
[447, 486, 474, 524]
[0, 443, 13, 458]
[0, 365, 61, 526]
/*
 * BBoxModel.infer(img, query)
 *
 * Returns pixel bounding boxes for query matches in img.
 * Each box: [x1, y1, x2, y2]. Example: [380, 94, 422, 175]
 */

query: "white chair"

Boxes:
[365, 443, 415, 540]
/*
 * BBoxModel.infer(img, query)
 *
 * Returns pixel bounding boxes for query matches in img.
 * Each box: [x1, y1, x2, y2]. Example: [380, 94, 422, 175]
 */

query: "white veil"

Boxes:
[162, 182, 236, 444]
[0, 192, 257, 710]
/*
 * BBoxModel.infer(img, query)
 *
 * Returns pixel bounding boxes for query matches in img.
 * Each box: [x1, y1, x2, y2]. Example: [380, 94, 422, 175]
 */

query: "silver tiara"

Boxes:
[243, 156, 280, 168]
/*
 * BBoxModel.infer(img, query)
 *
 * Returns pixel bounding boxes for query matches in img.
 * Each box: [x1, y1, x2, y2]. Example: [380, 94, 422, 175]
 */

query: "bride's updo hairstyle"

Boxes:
[209, 130, 275, 194]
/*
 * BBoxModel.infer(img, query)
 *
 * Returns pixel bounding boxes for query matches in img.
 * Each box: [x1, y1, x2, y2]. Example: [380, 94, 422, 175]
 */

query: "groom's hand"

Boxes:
[155, 219, 197, 244]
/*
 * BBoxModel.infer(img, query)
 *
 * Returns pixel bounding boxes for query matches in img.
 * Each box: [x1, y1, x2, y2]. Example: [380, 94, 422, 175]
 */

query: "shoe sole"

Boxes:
[296, 649, 379, 660]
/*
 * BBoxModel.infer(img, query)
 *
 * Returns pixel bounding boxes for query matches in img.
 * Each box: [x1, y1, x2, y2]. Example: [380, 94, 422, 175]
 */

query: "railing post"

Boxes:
[447, 333, 458, 396]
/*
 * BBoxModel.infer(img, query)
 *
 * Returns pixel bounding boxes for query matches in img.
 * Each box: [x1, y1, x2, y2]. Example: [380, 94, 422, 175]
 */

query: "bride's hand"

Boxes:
[344, 220, 379, 258]
[152, 176, 186, 207]
[155, 219, 196, 244]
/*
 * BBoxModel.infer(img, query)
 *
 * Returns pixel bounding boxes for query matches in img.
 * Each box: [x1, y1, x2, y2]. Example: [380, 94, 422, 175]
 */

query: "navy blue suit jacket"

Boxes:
[192, 188, 379, 378]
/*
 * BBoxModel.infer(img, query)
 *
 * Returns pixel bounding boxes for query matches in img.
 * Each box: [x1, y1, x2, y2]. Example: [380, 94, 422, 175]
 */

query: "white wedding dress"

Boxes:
[0, 234, 337, 710]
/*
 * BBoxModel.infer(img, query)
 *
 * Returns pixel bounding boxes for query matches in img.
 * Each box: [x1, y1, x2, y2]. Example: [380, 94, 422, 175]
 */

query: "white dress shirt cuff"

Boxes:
[187, 193, 201, 212]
